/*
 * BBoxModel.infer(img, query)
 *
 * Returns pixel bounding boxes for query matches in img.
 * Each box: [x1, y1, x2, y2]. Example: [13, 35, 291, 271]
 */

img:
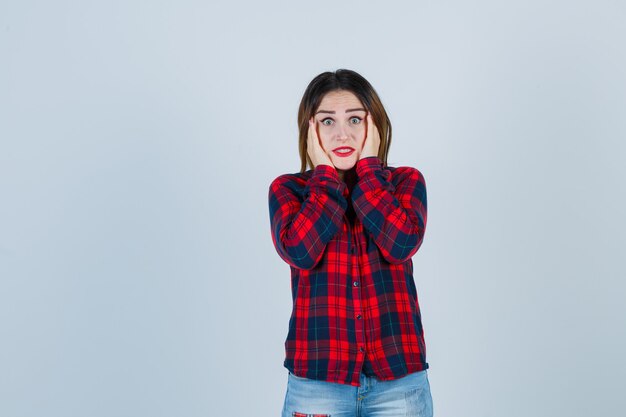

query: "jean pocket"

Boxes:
[405, 386, 433, 417]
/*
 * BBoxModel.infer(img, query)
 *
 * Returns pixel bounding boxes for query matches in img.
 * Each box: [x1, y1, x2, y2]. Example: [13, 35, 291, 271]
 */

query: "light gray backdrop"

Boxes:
[1, 1, 624, 416]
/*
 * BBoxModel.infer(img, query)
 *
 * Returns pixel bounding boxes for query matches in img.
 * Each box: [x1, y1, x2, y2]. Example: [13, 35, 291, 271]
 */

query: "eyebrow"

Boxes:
[315, 108, 367, 114]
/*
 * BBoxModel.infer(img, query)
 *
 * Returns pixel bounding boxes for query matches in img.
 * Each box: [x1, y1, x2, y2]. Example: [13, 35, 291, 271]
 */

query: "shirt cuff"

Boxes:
[312, 164, 341, 180]
[356, 156, 383, 177]
[307, 164, 348, 199]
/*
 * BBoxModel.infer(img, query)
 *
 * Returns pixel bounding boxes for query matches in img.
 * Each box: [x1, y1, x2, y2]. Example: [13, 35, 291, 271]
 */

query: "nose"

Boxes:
[335, 123, 350, 140]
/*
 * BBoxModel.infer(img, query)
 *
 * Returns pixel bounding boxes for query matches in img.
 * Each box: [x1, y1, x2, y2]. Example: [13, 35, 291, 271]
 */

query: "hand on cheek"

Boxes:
[360, 114, 381, 160]
[307, 119, 335, 169]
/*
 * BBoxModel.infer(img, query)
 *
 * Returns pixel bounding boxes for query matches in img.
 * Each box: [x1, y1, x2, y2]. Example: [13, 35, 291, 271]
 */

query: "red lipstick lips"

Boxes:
[332, 147, 355, 157]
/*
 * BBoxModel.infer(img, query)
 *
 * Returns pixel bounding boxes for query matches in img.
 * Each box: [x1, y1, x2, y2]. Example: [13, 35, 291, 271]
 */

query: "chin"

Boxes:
[332, 156, 358, 172]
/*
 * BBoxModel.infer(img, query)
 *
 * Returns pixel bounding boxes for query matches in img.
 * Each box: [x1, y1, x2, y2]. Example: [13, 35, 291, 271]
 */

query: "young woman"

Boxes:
[269, 69, 433, 417]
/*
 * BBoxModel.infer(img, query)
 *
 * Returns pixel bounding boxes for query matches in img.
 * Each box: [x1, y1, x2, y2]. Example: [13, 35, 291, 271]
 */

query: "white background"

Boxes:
[1, 1, 625, 416]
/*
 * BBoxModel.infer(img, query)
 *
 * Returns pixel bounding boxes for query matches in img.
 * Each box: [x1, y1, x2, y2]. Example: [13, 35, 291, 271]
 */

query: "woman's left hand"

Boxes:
[360, 113, 381, 160]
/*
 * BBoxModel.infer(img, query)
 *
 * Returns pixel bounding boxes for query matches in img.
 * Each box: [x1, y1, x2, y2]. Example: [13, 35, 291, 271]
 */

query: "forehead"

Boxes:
[318, 90, 363, 109]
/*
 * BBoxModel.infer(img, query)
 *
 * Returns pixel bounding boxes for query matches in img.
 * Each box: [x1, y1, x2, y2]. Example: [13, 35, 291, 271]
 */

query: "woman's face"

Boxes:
[314, 90, 367, 173]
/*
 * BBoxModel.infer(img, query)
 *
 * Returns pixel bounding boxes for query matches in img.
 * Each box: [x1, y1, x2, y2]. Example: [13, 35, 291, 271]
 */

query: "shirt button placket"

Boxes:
[350, 233, 366, 376]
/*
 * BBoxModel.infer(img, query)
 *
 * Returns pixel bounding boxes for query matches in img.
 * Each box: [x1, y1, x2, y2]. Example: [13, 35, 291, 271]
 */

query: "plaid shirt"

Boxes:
[268, 156, 428, 387]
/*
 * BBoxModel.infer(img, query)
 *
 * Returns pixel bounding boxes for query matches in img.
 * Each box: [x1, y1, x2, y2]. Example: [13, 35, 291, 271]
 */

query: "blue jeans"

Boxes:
[281, 370, 433, 417]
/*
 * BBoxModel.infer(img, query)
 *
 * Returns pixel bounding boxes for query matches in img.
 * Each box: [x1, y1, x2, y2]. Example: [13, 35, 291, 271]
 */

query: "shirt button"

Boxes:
[353, 281, 359, 287]
[356, 314, 362, 320]
[359, 347, 365, 353]
[350, 246, 356, 254]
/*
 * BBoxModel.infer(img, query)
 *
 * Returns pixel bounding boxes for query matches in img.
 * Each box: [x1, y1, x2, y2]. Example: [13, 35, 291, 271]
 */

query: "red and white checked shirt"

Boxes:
[268, 156, 428, 386]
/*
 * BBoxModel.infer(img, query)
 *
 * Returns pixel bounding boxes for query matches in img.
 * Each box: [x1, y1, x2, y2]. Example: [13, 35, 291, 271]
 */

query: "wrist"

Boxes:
[359, 150, 378, 160]
[315, 163, 335, 170]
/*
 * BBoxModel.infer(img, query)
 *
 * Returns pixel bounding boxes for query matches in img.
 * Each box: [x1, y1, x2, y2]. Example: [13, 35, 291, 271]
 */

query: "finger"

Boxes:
[368, 114, 382, 143]
[308, 120, 316, 147]
[362, 113, 372, 150]
[308, 120, 323, 165]
[313, 120, 327, 151]
[309, 119, 317, 136]
[307, 119, 314, 141]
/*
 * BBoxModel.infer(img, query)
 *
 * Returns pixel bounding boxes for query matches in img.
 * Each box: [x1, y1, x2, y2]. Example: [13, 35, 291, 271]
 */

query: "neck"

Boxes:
[340, 167, 358, 189]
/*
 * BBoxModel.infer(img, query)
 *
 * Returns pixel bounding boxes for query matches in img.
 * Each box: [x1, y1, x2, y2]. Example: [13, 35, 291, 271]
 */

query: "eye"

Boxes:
[321, 118, 334, 126]
[350, 116, 362, 124]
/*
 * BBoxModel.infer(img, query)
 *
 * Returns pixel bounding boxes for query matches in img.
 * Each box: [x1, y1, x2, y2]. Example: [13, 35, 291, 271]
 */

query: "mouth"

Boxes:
[332, 147, 355, 157]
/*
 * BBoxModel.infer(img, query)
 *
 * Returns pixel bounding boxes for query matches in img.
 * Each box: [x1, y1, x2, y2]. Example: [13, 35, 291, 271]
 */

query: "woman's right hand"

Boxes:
[307, 119, 334, 169]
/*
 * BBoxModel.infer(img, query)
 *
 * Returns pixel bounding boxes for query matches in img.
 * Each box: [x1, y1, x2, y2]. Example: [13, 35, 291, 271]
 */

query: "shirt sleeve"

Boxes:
[268, 165, 348, 270]
[351, 157, 427, 264]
